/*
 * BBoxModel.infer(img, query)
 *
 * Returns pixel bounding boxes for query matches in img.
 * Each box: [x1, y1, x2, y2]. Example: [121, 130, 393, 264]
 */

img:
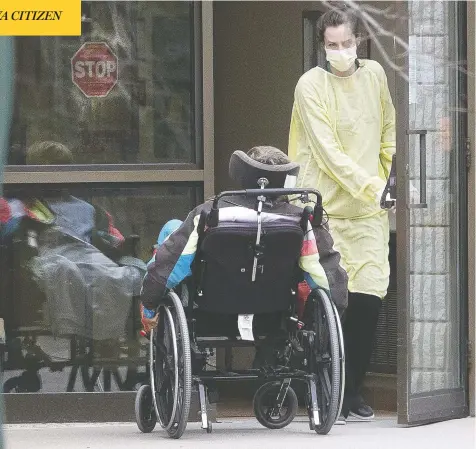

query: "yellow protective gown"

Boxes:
[288, 59, 395, 298]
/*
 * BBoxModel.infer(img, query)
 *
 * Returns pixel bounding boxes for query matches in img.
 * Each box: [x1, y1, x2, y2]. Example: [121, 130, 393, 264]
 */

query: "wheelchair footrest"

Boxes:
[307, 376, 320, 429]
[197, 381, 212, 432]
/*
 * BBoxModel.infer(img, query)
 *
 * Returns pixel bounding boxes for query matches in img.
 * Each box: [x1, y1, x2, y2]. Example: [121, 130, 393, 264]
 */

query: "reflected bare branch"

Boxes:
[320, 0, 471, 81]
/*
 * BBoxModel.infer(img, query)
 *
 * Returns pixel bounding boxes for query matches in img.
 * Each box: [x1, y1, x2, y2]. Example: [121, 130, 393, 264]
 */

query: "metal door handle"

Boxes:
[407, 129, 428, 209]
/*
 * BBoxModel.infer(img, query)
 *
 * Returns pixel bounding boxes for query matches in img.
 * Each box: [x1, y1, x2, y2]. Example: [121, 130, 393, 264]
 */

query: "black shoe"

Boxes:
[348, 396, 375, 421]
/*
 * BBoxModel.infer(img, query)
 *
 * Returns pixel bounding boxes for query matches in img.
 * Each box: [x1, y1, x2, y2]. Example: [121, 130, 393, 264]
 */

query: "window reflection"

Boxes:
[1, 183, 200, 392]
[8, 1, 196, 166]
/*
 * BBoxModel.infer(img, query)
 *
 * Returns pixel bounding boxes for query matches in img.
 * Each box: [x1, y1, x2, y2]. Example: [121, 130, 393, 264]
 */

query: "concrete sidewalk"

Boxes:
[4, 416, 475, 449]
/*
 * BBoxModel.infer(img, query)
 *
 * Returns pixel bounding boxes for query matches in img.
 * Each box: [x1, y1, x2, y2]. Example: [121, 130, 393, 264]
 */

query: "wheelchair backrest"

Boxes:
[195, 207, 304, 315]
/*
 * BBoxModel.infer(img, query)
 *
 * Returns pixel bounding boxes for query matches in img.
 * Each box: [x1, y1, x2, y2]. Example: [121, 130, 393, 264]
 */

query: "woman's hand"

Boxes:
[140, 304, 159, 334]
[141, 314, 159, 333]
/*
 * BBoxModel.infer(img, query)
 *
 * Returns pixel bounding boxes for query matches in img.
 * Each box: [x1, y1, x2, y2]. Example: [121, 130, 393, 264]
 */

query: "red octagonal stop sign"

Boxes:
[71, 42, 118, 98]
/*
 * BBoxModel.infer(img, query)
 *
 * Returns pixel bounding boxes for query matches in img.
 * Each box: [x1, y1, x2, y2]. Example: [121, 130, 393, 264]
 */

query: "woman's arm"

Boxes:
[378, 67, 396, 179]
[294, 77, 386, 205]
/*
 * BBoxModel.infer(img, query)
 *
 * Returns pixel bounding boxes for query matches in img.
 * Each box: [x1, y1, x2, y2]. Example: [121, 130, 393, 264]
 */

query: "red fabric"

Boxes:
[297, 281, 312, 320]
[106, 211, 124, 242]
[0, 198, 11, 224]
[25, 208, 36, 220]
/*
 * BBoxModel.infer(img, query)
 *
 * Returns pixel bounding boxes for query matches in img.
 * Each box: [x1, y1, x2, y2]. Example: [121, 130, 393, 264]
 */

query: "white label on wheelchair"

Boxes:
[238, 314, 254, 341]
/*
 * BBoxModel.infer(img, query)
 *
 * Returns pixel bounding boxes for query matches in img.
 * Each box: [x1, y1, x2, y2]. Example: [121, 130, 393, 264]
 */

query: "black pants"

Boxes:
[342, 292, 382, 414]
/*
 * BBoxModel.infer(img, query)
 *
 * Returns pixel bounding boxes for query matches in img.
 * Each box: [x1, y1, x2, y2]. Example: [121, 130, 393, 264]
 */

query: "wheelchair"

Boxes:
[135, 185, 345, 438]
[0, 210, 148, 393]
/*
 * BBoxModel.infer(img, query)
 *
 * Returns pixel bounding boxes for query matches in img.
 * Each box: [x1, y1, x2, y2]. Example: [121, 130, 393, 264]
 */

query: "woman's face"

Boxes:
[324, 23, 358, 51]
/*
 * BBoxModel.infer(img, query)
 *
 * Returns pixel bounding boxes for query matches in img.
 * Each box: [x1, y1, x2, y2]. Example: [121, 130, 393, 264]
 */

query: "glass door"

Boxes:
[394, 0, 469, 425]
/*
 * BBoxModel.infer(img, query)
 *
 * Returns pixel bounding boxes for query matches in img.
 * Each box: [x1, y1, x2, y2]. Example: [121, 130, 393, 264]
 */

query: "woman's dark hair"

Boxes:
[316, 3, 360, 43]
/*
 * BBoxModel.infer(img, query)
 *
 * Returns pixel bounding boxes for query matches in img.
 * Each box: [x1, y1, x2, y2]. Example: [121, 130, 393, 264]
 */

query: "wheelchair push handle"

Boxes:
[208, 188, 324, 227]
[212, 187, 322, 206]
[245, 187, 322, 200]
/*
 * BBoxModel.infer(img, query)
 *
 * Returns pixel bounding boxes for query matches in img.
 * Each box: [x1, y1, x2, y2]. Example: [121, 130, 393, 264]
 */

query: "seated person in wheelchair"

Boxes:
[140, 146, 346, 335]
[140, 219, 183, 333]
[0, 141, 146, 341]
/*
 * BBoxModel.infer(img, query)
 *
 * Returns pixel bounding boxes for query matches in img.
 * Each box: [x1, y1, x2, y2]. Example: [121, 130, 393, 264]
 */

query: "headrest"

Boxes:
[229, 150, 300, 189]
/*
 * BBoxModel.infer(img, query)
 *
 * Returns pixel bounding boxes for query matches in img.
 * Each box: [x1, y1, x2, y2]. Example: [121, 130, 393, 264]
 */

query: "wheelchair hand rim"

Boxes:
[330, 300, 345, 420]
[149, 328, 161, 424]
[149, 304, 180, 431]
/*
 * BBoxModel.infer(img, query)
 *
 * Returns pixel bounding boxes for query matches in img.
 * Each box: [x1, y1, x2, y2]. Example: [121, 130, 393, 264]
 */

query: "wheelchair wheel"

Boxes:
[308, 289, 342, 435]
[151, 291, 192, 439]
[135, 384, 157, 433]
[253, 381, 298, 429]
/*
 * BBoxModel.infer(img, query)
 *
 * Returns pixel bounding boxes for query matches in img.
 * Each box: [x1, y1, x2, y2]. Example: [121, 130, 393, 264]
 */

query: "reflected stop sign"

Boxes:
[71, 42, 118, 98]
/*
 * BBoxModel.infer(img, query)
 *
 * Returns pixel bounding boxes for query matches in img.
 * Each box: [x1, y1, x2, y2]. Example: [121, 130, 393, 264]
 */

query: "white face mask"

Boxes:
[325, 45, 357, 72]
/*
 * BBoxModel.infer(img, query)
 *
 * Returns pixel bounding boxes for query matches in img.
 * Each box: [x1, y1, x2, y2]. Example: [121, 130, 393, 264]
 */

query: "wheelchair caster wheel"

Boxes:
[253, 381, 298, 429]
[135, 384, 157, 433]
[206, 421, 213, 433]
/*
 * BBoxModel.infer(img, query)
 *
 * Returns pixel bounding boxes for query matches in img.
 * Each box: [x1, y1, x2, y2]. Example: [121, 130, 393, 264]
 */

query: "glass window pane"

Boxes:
[407, 1, 463, 395]
[1, 183, 200, 393]
[8, 1, 197, 166]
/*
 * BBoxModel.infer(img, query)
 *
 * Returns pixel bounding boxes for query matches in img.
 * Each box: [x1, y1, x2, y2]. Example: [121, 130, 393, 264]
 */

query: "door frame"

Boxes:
[466, 0, 476, 418]
[394, 0, 470, 425]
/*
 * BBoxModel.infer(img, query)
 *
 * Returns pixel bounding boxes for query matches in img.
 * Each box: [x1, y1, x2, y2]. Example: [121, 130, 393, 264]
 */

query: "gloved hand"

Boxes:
[378, 182, 420, 211]
[376, 187, 396, 212]
[140, 303, 158, 337]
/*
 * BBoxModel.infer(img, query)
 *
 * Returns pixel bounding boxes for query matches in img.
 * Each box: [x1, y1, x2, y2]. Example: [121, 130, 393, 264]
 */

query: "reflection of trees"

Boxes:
[325, 0, 409, 78]
[323, 1, 469, 82]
